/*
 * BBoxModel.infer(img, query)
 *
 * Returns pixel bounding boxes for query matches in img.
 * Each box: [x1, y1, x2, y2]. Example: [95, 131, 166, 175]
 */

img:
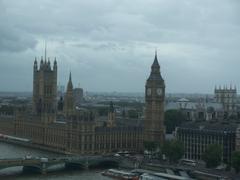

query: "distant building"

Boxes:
[73, 87, 84, 106]
[57, 85, 65, 98]
[214, 85, 237, 118]
[166, 98, 224, 121]
[176, 122, 239, 163]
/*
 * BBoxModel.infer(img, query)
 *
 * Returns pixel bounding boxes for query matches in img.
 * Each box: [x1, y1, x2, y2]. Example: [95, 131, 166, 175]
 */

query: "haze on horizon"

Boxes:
[0, 0, 240, 94]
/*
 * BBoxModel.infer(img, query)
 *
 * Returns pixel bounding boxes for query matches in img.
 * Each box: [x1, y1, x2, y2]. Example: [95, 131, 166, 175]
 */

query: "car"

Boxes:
[40, 157, 48, 162]
[25, 155, 32, 159]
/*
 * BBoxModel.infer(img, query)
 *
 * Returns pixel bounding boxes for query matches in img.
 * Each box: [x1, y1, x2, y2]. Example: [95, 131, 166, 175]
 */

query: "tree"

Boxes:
[162, 139, 184, 163]
[232, 151, 240, 173]
[144, 141, 158, 153]
[127, 109, 138, 119]
[202, 144, 222, 168]
[164, 110, 187, 133]
[97, 107, 108, 116]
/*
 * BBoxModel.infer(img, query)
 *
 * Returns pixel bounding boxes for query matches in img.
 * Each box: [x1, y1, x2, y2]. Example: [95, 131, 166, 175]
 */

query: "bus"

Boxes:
[180, 159, 197, 167]
[140, 172, 193, 180]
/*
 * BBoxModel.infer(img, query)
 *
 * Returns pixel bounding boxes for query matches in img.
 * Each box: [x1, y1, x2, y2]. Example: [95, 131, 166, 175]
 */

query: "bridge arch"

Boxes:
[65, 162, 86, 170]
[88, 159, 119, 169]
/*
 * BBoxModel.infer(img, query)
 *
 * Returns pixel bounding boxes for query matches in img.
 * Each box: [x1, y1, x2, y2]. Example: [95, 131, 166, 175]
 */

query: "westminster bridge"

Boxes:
[0, 155, 136, 174]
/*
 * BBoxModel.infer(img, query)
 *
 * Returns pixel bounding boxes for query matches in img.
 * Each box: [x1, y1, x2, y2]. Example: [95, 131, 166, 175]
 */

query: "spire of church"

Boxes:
[34, 57, 38, 71]
[148, 50, 162, 80]
[40, 56, 44, 70]
[64, 72, 74, 115]
[53, 57, 57, 71]
[67, 72, 73, 91]
[152, 50, 160, 68]
[107, 101, 116, 128]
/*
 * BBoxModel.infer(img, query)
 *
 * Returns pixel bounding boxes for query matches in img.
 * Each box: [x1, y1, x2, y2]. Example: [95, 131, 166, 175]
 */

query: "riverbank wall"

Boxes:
[0, 137, 69, 155]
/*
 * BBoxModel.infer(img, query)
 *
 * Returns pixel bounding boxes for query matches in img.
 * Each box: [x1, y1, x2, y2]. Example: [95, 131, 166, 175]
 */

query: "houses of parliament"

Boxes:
[0, 53, 165, 154]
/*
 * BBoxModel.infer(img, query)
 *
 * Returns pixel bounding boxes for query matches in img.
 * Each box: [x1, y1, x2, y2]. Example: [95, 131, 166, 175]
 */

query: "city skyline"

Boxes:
[1, 0, 240, 93]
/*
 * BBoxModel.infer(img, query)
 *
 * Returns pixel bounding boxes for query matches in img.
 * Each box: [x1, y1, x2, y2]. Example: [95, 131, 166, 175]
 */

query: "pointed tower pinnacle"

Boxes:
[47, 58, 51, 70]
[152, 50, 160, 68]
[53, 57, 57, 71]
[148, 50, 162, 80]
[107, 101, 116, 127]
[40, 56, 44, 69]
[34, 57, 38, 71]
[64, 72, 74, 115]
[67, 72, 73, 91]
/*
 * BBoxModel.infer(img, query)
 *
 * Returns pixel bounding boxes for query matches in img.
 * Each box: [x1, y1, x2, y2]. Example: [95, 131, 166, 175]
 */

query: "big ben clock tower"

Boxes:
[144, 51, 165, 145]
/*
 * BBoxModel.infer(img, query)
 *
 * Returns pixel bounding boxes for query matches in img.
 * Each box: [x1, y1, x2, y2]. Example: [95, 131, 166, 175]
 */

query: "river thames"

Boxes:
[0, 142, 111, 180]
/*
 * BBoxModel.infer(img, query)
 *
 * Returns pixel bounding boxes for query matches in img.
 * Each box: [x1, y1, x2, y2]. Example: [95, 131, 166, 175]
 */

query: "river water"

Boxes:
[0, 142, 111, 180]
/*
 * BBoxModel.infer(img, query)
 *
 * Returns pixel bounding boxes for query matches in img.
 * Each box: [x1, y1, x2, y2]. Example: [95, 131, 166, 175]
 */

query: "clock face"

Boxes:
[147, 88, 151, 96]
[157, 88, 162, 96]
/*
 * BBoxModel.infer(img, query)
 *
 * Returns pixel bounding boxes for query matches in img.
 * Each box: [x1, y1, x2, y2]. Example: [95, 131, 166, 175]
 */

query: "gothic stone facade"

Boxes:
[0, 53, 164, 154]
[144, 52, 165, 145]
[0, 57, 146, 154]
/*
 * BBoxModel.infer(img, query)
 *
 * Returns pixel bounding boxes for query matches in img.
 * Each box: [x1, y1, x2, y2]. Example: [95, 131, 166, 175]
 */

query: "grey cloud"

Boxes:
[0, 0, 240, 93]
[0, 28, 37, 52]
[0, 1, 37, 52]
[73, 42, 126, 51]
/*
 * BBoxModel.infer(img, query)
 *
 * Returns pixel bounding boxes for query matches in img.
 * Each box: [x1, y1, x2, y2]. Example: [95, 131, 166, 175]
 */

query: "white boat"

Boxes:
[102, 169, 139, 180]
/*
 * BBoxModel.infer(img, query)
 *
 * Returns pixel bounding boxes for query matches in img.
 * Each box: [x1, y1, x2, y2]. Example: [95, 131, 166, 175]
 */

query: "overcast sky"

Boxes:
[0, 0, 240, 93]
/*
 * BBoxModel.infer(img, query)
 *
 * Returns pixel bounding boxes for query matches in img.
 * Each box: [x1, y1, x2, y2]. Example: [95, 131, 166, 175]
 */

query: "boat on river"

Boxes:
[102, 169, 139, 180]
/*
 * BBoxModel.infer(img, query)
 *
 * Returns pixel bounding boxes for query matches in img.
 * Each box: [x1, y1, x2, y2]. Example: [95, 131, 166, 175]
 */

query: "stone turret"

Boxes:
[64, 72, 74, 115]
[32, 56, 58, 123]
[107, 101, 116, 128]
[34, 57, 38, 71]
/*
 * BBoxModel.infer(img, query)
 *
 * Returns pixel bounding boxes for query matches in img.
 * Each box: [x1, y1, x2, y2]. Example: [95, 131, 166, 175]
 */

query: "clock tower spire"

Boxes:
[144, 51, 165, 146]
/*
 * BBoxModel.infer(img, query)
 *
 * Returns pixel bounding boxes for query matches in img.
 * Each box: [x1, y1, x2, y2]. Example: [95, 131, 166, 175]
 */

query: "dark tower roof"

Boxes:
[64, 72, 74, 114]
[147, 51, 163, 81]
[152, 50, 160, 68]
[47, 58, 51, 70]
[53, 57, 57, 71]
[34, 57, 38, 70]
[67, 72, 73, 91]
